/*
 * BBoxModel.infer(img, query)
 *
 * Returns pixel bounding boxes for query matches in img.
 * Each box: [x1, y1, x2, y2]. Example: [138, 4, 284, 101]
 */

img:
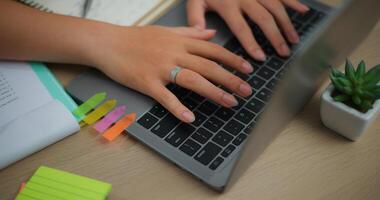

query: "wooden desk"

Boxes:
[1, 1, 380, 199]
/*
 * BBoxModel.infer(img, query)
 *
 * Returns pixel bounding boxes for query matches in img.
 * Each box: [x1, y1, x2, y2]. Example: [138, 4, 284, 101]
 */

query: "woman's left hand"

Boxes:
[186, 0, 309, 61]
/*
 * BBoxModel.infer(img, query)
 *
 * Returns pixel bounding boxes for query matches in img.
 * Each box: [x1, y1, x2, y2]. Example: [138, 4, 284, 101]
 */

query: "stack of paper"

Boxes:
[16, 166, 112, 200]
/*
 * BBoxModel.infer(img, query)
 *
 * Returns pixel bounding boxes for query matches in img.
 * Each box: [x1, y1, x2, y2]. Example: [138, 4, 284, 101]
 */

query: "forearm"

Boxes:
[0, 0, 114, 66]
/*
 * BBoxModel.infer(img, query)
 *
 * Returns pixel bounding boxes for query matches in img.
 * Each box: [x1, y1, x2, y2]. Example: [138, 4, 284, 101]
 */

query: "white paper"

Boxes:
[86, 0, 162, 26]
[19, 0, 85, 17]
[0, 100, 80, 169]
[0, 62, 52, 128]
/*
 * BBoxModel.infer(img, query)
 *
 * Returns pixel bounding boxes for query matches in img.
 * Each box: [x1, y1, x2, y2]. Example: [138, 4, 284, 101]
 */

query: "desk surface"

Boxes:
[1, 1, 380, 199]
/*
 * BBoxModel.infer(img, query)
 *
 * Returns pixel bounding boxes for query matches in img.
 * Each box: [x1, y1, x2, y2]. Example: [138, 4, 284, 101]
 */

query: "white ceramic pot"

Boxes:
[320, 85, 380, 141]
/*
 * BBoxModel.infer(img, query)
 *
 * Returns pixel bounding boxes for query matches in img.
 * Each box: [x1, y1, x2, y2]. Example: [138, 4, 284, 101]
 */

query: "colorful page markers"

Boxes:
[82, 99, 117, 126]
[16, 166, 112, 200]
[93, 105, 127, 133]
[72, 92, 106, 121]
[103, 113, 136, 141]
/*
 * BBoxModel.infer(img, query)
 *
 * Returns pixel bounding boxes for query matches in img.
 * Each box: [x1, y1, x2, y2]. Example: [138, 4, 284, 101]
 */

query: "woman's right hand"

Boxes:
[88, 25, 253, 123]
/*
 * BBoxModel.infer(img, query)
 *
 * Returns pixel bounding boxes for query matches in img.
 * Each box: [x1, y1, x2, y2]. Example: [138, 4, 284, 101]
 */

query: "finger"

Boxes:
[179, 55, 252, 97]
[243, 1, 291, 57]
[259, 0, 299, 44]
[187, 0, 207, 29]
[281, 0, 309, 13]
[215, 7, 267, 61]
[147, 83, 195, 123]
[166, 27, 216, 40]
[186, 39, 254, 74]
[175, 68, 238, 108]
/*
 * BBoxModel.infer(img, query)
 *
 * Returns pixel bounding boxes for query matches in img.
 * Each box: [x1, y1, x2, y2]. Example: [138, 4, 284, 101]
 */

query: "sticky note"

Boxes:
[93, 105, 127, 133]
[72, 92, 106, 121]
[82, 99, 117, 126]
[15, 166, 112, 200]
[102, 113, 136, 141]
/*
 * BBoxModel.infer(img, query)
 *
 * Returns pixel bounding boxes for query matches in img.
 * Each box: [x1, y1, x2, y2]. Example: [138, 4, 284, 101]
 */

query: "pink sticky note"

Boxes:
[93, 105, 126, 133]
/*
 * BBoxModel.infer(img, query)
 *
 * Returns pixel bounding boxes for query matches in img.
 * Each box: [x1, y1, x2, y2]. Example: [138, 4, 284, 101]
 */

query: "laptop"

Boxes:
[66, 0, 380, 191]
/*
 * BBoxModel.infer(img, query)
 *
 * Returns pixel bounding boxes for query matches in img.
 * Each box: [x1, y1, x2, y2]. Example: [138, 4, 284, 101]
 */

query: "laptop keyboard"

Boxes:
[137, 8, 326, 170]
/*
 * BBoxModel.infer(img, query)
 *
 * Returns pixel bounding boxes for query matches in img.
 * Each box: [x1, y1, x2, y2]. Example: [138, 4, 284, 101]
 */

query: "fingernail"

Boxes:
[280, 43, 291, 56]
[182, 111, 195, 123]
[239, 83, 252, 96]
[242, 61, 254, 73]
[222, 93, 238, 107]
[254, 49, 267, 61]
[205, 29, 217, 34]
[291, 32, 300, 43]
[302, 5, 310, 11]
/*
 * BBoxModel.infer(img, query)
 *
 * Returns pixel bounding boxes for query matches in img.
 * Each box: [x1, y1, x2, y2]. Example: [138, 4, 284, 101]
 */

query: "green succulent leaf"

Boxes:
[343, 86, 353, 95]
[368, 85, 380, 93]
[352, 95, 362, 106]
[336, 77, 352, 87]
[345, 59, 357, 83]
[360, 99, 373, 112]
[363, 65, 380, 85]
[331, 68, 345, 78]
[356, 60, 366, 79]
[334, 94, 350, 102]
[361, 91, 375, 99]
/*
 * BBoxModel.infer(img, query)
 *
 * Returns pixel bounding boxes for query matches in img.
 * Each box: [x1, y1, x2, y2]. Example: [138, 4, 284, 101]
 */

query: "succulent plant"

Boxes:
[330, 59, 380, 113]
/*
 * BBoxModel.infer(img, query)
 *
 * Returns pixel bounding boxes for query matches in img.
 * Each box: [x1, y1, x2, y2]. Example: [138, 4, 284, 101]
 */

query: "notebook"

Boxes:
[18, 0, 178, 26]
[0, 62, 80, 170]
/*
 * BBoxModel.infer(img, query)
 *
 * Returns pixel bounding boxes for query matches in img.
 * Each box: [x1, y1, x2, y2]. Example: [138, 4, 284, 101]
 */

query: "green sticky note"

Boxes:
[16, 166, 112, 200]
[72, 92, 107, 121]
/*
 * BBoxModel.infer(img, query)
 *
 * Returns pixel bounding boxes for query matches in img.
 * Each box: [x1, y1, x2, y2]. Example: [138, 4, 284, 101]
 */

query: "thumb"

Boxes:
[187, 0, 207, 30]
[167, 27, 216, 40]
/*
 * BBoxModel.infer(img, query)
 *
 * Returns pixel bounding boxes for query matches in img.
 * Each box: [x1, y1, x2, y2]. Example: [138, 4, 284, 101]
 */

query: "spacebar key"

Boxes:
[195, 142, 222, 166]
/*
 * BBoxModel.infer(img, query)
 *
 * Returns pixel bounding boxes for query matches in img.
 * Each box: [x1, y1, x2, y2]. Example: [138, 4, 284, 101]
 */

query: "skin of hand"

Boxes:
[0, 0, 253, 123]
[187, 0, 310, 61]
[90, 25, 254, 123]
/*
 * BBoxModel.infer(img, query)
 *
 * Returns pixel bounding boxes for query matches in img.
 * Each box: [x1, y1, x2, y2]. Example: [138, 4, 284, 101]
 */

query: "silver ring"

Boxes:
[169, 66, 182, 84]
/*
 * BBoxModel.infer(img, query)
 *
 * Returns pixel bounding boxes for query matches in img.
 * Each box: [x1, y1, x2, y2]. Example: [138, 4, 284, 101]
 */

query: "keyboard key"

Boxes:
[151, 114, 180, 138]
[224, 37, 240, 52]
[221, 145, 236, 158]
[257, 66, 275, 80]
[234, 71, 250, 81]
[198, 100, 218, 116]
[235, 109, 256, 124]
[244, 122, 255, 134]
[246, 98, 265, 113]
[195, 142, 222, 165]
[295, 9, 316, 22]
[262, 44, 276, 56]
[223, 119, 244, 136]
[189, 92, 205, 103]
[204, 117, 223, 132]
[267, 57, 284, 70]
[183, 97, 198, 110]
[191, 128, 213, 144]
[215, 107, 235, 121]
[248, 76, 265, 90]
[212, 130, 234, 147]
[266, 78, 278, 90]
[257, 88, 272, 102]
[209, 157, 224, 170]
[179, 139, 201, 156]
[192, 111, 207, 127]
[138, 113, 158, 129]
[149, 104, 167, 118]
[232, 96, 246, 110]
[165, 123, 195, 147]
[170, 86, 189, 99]
[232, 134, 247, 146]
[276, 69, 285, 78]
[293, 21, 303, 31]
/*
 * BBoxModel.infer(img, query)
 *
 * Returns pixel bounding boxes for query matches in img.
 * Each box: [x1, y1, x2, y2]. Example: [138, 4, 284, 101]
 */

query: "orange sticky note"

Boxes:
[102, 113, 136, 141]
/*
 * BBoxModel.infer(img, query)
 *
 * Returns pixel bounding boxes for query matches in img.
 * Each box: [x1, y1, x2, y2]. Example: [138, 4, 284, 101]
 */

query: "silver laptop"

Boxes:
[66, 0, 380, 191]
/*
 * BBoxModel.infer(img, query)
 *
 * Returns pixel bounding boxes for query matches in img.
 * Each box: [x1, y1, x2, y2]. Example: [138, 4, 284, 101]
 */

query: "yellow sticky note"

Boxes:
[82, 100, 117, 125]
